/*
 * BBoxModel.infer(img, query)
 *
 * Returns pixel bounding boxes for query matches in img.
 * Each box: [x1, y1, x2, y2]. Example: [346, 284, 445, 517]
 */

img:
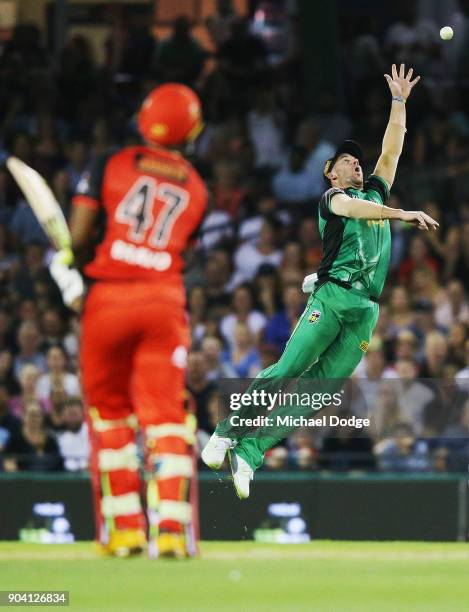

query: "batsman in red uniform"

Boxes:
[67, 84, 207, 558]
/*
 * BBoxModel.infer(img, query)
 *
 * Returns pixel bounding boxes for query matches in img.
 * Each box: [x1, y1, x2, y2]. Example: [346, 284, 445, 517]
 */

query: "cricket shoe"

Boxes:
[201, 433, 236, 470]
[99, 528, 146, 558]
[156, 532, 187, 559]
[229, 450, 254, 500]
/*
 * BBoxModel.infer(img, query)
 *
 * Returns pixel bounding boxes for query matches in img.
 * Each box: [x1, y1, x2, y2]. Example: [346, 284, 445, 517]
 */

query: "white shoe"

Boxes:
[201, 434, 235, 470]
[229, 451, 253, 500]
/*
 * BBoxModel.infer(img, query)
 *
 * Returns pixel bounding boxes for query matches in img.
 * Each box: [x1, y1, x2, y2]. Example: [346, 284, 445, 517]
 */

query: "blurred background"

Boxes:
[0, 0, 469, 542]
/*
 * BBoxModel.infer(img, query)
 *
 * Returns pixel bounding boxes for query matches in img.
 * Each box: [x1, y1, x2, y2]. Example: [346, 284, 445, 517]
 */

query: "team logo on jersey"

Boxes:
[308, 310, 321, 324]
[359, 340, 369, 353]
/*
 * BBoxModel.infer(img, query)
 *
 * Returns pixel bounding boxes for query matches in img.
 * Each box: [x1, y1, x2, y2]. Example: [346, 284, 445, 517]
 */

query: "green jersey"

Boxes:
[317, 174, 391, 298]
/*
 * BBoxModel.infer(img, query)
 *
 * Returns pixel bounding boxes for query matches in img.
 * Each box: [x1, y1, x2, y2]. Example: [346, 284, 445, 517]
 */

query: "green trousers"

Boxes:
[215, 282, 379, 470]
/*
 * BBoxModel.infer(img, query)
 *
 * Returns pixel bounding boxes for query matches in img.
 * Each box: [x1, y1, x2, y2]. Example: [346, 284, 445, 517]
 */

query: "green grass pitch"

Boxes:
[1, 541, 469, 611]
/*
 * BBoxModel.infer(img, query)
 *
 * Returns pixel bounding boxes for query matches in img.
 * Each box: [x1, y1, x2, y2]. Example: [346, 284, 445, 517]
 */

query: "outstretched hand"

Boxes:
[399, 210, 439, 231]
[384, 64, 420, 101]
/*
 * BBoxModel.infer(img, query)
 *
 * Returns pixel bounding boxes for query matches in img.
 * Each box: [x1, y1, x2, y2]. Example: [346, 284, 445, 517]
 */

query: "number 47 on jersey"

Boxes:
[115, 177, 189, 248]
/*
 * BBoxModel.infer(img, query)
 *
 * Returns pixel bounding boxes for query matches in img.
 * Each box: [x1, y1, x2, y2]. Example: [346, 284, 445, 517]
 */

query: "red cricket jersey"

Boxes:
[72, 145, 207, 295]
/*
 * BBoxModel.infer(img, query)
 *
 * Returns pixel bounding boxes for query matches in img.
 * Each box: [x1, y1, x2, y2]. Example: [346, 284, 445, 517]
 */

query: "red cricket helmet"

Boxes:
[137, 83, 203, 147]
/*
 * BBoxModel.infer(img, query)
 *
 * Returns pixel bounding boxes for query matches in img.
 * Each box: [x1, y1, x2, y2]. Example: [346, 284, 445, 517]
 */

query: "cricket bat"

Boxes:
[6, 156, 71, 251]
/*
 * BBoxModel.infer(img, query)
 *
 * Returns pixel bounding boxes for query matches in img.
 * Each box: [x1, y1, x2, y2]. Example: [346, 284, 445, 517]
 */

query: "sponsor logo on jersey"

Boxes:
[359, 340, 369, 353]
[137, 156, 188, 182]
[367, 220, 385, 228]
[308, 310, 321, 324]
[111, 239, 172, 271]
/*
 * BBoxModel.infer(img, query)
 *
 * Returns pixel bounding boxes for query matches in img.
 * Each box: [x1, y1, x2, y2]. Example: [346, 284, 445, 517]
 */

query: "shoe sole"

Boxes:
[103, 545, 145, 558]
[158, 550, 185, 560]
[228, 450, 248, 500]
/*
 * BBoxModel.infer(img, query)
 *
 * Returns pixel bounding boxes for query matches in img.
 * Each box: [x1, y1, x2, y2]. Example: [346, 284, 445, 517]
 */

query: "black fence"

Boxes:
[0, 472, 467, 542]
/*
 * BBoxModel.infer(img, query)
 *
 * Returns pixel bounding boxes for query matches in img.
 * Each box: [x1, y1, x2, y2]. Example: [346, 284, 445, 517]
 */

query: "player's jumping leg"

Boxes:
[202, 289, 342, 497]
[233, 289, 379, 497]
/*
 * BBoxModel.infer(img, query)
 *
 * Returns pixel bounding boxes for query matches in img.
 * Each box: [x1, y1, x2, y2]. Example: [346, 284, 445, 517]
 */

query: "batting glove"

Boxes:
[50, 248, 84, 311]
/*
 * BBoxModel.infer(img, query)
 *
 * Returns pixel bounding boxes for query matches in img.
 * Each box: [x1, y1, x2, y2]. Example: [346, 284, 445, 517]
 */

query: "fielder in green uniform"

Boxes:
[202, 64, 439, 498]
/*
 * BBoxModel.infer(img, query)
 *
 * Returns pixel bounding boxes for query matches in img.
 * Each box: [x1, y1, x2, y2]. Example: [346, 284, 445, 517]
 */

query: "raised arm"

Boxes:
[374, 64, 420, 187]
[329, 192, 438, 231]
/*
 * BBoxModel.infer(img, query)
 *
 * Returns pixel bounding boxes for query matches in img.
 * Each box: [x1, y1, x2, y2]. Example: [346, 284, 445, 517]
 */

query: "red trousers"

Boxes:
[80, 281, 193, 544]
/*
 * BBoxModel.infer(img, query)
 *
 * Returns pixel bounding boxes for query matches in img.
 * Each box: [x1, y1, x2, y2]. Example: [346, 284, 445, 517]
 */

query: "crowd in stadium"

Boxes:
[0, 1, 469, 474]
